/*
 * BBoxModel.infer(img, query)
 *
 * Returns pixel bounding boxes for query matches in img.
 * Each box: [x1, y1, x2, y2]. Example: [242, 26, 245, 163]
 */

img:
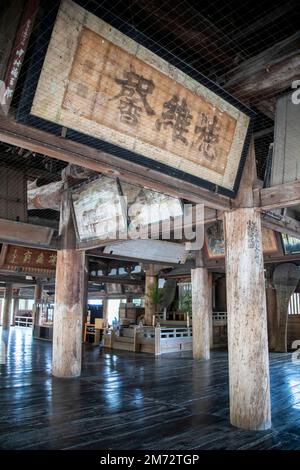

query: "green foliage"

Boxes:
[147, 280, 164, 305]
[179, 292, 192, 316]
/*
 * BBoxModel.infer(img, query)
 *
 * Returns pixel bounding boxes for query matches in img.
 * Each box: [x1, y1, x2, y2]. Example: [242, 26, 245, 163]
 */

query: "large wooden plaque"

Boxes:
[27, 0, 252, 195]
[2, 244, 56, 275]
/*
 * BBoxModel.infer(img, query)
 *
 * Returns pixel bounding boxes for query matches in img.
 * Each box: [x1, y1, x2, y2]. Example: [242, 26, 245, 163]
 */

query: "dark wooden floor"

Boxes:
[0, 327, 300, 450]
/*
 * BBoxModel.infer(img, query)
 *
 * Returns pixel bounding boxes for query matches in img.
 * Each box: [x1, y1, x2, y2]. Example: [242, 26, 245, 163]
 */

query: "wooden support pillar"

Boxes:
[12, 290, 19, 326]
[265, 268, 277, 351]
[102, 297, 108, 326]
[82, 256, 89, 339]
[32, 282, 42, 330]
[52, 188, 85, 378]
[144, 265, 157, 326]
[224, 208, 271, 430]
[224, 139, 271, 430]
[191, 251, 211, 360]
[2, 282, 13, 330]
[209, 273, 213, 348]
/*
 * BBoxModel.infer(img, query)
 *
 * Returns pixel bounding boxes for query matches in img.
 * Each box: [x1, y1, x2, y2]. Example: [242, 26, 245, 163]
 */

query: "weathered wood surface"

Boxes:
[144, 266, 157, 327]
[52, 189, 85, 378]
[31, 0, 250, 193]
[224, 208, 271, 430]
[0, 117, 231, 210]
[265, 270, 277, 351]
[257, 181, 300, 211]
[271, 93, 300, 185]
[224, 31, 300, 104]
[0, 217, 54, 248]
[0, 0, 24, 81]
[191, 262, 211, 360]
[12, 293, 19, 326]
[27, 181, 63, 211]
[260, 212, 300, 239]
[273, 263, 300, 353]
[1, 282, 13, 330]
[32, 282, 42, 330]
[266, 285, 278, 351]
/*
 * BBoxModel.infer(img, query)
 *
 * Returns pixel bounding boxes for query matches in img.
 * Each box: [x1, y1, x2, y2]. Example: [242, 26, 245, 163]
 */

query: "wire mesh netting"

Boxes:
[1, 0, 300, 225]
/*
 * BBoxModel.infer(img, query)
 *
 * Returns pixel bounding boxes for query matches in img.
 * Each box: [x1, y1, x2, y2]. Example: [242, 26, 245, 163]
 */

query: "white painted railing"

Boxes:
[15, 316, 33, 328]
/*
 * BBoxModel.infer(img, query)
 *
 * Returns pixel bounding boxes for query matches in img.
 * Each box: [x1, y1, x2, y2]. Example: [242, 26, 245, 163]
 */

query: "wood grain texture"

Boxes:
[266, 283, 278, 351]
[144, 270, 157, 327]
[52, 247, 85, 378]
[31, 0, 250, 192]
[272, 93, 300, 185]
[224, 208, 271, 430]
[191, 266, 211, 360]
[52, 189, 85, 378]
[1, 283, 12, 330]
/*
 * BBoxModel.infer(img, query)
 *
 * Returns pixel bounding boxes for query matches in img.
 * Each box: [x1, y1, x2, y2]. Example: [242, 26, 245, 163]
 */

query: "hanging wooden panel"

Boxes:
[22, 0, 253, 196]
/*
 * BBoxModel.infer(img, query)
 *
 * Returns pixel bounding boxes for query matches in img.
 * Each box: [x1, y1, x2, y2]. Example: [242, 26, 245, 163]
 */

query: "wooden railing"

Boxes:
[104, 325, 193, 355]
[15, 316, 33, 328]
[136, 326, 193, 355]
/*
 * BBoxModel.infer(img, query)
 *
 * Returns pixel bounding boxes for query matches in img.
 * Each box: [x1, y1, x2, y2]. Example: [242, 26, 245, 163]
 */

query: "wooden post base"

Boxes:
[225, 208, 271, 430]
[52, 248, 85, 378]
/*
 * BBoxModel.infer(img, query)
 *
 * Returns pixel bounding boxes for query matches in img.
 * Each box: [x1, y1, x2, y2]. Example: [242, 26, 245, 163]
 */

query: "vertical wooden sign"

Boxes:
[0, 0, 39, 115]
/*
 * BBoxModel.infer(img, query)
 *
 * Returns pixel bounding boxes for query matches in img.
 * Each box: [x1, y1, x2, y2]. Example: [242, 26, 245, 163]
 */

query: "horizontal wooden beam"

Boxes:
[261, 212, 300, 238]
[0, 218, 54, 248]
[224, 31, 300, 104]
[89, 275, 144, 285]
[0, 118, 231, 210]
[256, 181, 300, 211]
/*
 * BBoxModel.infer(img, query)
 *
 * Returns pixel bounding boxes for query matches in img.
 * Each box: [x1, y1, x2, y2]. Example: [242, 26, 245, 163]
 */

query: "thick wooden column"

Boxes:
[32, 282, 42, 330]
[191, 252, 211, 360]
[52, 188, 85, 378]
[102, 298, 108, 326]
[225, 208, 271, 430]
[2, 282, 13, 330]
[144, 265, 157, 326]
[265, 268, 278, 351]
[12, 290, 19, 326]
[224, 139, 271, 430]
[209, 273, 214, 348]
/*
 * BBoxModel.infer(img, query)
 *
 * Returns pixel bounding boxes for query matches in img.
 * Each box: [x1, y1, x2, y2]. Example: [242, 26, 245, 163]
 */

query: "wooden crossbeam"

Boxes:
[0, 218, 54, 248]
[224, 31, 300, 104]
[261, 212, 300, 238]
[89, 275, 144, 285]
[0, 117, 231, 210]
[256, 181, 300, 211]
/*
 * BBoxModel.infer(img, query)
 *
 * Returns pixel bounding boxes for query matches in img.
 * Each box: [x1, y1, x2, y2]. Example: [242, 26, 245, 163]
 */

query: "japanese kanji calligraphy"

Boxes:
[30, 0, 252, 194]
[4, 245, 57, 273]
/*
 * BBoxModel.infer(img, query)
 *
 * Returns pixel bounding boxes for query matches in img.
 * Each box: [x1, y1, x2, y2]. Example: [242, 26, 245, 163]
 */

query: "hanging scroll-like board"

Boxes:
[28, 0, 252, 196]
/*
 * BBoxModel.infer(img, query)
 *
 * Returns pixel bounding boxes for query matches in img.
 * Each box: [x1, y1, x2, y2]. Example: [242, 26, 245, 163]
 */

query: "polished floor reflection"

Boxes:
[0, 327, 300, 450]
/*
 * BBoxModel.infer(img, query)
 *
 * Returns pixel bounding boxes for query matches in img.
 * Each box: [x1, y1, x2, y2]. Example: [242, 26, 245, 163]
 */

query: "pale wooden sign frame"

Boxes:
[18, 0, 254, 197]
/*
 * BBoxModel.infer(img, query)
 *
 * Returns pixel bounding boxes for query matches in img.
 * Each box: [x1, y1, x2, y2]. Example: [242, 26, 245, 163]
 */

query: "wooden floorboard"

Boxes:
[0, 328, 300, 450]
